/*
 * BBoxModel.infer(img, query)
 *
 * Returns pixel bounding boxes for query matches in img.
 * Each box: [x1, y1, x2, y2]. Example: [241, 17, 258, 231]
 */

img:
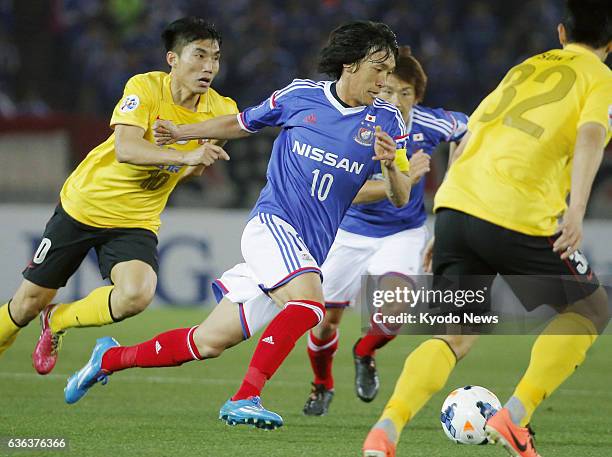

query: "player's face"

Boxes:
[172, 39, 220, 95]
[380, 75, 416, 121]
[353, 50, 395, 105]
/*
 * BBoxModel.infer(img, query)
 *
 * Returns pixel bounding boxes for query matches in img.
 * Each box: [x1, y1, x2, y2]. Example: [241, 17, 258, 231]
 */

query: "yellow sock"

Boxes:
[513, 312, 597, 426]
[379, 338, 457, 437]
[50, 286, 115, 333]
[0, 302, 22, 356]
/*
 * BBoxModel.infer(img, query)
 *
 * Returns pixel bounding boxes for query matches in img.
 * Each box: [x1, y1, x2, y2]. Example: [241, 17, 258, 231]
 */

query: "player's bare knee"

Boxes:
[568, 286, 610, 333]
[314, 319, 337, 340]
[192, 330, 225, 359]
[196, 341, 224, 358]
[112, 284, 155, 317]
[10, 284, 54, 323]
[10, 296, 44, 323]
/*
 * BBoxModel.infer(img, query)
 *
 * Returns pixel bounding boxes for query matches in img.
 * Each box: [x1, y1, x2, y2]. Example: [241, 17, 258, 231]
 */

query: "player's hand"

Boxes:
[552, 207, 584, 259]
[422, 236, 435, 273]
[373, 126, 397, 165]
[409, 149, 431, 183]
[153, 119, 181, 145]
[181, 142, 230, 167]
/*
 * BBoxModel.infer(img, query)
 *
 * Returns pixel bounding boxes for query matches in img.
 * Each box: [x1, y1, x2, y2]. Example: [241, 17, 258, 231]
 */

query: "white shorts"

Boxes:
[322, 225, 429, 308]
[241, 212, 321, 291]
[212, 263, 280, 339]
[211, 213, 322, 339]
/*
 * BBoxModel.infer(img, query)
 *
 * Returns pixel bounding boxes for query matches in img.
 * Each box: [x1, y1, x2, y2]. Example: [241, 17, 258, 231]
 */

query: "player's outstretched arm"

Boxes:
[154, 114, 251, 145]
[553, 122, 608, 259]
[115, 124, 229, 167]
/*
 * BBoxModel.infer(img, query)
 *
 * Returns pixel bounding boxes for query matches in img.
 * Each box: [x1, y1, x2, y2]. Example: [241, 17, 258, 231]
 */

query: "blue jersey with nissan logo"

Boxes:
[340, 105, 468, 238]
[240, 79, 408, 265]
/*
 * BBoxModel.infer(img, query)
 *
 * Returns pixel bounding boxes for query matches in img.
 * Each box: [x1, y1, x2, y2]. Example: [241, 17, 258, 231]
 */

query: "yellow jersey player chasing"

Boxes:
[0, 17, 238, 375]
[363, 1, 611, 456]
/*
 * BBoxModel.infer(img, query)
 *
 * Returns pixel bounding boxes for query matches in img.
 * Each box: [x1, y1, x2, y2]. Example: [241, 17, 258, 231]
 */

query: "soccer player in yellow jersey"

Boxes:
[363, 1, 611, 456]
[0, 17, 238, 374]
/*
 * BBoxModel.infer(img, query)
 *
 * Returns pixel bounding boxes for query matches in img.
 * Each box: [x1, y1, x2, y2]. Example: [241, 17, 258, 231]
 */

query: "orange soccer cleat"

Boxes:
[485, 408, 542, 457]
[362, 428, 396, 457]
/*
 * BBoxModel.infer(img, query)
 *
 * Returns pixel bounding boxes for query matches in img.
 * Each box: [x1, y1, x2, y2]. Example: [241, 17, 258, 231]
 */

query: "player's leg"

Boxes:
[0, 280, 57, 356]
[64, 263, 280, 404]
[482, 230, 609, 456]
[48, 227, 159, 332]
[363, 335, 477, 457]
[304, 307, 344, 416]
[304, 229, 370, 415]
[363, 209, 495, 456]
[5, 205, 96, 369]
[355, 226, 429, 403]
[356, 226, 428, 358]
[37, 228, 159, 373]
[221, 213, 325, 428]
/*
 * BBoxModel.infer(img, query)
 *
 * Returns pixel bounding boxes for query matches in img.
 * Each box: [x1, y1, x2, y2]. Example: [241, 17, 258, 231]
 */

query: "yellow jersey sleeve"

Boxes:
[578, 77, 612, 141]
[110, 75, 157, 131]
[393, 148, 410, 172]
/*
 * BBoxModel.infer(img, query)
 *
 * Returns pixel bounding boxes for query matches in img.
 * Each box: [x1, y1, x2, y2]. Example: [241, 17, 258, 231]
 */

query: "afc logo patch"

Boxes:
[120, 94, 140, 113]
[354, 126, 375, 146]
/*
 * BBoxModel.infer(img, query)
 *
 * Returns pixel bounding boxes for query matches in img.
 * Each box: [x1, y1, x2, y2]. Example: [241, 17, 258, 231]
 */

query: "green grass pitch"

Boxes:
[1, 308, 611, 456]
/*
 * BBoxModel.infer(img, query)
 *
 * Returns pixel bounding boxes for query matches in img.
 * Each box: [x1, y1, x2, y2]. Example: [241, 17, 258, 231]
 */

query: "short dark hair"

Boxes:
[318, 21, 399, 80]
[563, 0, 611, 48]
[162, 17, 222, 54]
[393, 46, 428, 102]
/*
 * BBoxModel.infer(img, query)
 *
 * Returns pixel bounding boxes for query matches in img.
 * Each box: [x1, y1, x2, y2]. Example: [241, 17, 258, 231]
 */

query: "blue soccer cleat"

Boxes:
[64, 336, 119, 404]
[219, 396, 283, 430]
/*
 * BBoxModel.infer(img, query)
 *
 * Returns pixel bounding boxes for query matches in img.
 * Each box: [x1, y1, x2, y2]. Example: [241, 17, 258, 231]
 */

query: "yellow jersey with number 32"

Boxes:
[434, 44, 611, 236]
[60, 72, 238, 233]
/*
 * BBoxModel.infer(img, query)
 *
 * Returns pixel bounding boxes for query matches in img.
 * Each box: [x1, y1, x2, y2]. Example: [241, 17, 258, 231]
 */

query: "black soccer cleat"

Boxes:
[353, 338, 380, 402]
[303, 383, 334, 416]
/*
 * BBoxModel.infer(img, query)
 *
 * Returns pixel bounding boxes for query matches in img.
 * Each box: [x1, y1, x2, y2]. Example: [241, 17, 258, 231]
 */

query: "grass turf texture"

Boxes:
[1, 308, 611, 457]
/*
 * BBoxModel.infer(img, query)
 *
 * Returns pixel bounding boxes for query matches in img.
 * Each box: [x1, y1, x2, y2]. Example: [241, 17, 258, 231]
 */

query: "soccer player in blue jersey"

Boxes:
[303, 46, 468, 416]
[64, 21, 413, 430]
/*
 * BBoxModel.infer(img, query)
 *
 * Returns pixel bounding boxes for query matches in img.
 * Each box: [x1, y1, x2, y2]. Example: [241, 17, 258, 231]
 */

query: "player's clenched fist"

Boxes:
[153, 119, 181, 145]
[409, 149, 431, 183]
[373, 126, 397, 164]
[181, 143, 230, 166]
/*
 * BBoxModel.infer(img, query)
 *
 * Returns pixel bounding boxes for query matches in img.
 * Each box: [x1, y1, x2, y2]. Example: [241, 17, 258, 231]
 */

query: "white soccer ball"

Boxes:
[440, 385, 502, 445]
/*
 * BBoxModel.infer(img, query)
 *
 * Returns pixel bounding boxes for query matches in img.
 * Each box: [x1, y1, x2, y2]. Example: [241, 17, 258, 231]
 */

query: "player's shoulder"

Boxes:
[206, 87, 239, 115]
[412, 105, 458, 137]
[526, 46, 610, 80]
[372, 97, 406, 133]
[126, 71, 168, 91]
[274, 78, 326, 101]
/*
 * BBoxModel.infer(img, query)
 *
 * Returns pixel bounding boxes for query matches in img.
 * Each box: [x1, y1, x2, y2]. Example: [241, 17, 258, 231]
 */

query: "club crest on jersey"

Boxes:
[354, 126, 375, 146]
[119, 94, 140, 112]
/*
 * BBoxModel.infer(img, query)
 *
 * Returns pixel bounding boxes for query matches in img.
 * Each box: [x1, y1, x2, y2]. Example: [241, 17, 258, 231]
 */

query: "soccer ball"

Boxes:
[440, 385, 501, 445]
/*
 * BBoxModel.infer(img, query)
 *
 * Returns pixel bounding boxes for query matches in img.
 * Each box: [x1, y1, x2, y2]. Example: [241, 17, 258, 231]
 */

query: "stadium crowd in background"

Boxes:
[2, 0, 563, 116]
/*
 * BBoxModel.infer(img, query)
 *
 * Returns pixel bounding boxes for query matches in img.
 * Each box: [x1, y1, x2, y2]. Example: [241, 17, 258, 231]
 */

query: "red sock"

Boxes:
[307, 330, 338, 390]
[355, 314, 403, 358]
[232, 300, 325, 401]
[101, 326, 202, 372]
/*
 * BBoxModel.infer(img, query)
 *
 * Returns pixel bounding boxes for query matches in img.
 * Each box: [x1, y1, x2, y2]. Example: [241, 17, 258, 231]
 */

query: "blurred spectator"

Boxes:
[7, 0, 610, 212]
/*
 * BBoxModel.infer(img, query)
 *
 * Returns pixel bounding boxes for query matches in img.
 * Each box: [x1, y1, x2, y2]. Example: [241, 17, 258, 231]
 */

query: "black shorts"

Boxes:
[23, 205, 158, 289]
[433, 208, 599, 311]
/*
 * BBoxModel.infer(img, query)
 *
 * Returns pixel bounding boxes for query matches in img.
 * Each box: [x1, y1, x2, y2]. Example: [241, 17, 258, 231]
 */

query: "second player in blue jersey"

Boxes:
[303, 46, 468, 417]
